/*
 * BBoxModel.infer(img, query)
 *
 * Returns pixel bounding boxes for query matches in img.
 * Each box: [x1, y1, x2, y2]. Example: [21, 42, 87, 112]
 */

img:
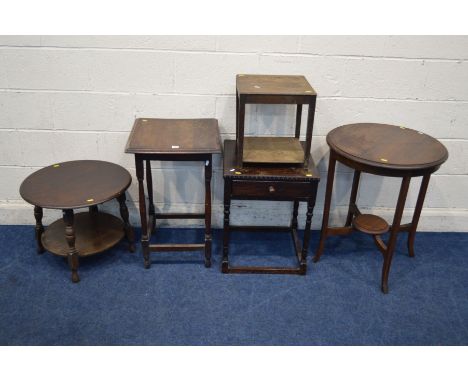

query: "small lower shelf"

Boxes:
[243, 137, 305, 164]
[353, 214, 389, 235]
[42, 211, 125, 257]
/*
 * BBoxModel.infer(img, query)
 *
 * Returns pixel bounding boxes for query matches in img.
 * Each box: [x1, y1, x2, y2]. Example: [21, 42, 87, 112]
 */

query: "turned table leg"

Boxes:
[204, 156, 213, 268]
[345, 170, 361, 227]
[381, 176, 411, 294]
[63, 209, 80, 283]
[222, 179, 231, 273]
[314, 151, 337, 263]
[34, 206, 45, 254]
[136, 157, 150, 268]
[301, 199, 316, 274]
[408, 174, 431, 258]
[118, 192, 136, 253]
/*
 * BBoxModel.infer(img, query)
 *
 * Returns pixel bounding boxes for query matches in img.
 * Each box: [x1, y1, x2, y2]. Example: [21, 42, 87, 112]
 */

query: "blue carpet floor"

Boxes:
[0, 225, 467, 345]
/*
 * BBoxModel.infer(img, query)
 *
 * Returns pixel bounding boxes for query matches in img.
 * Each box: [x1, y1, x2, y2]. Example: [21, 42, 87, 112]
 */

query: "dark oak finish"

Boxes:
[236, 74, 317, 167]
[353, 214, 389, 235]
[63, 209, 79, 283]
[314, 123, 448, 293]
[19, 160, 135, 283]
[236, 74, 316, 97]
[223, 140, 319, 274]
[42, 212, 125, 257]
[20, 160, 132, 209]
[125, 118, 220, 154]
[125, 118, 222, 269]
[34, 206, 45, 254]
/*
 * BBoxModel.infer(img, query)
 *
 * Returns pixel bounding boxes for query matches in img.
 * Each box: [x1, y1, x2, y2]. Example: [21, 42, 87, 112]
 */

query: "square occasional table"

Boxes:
[235, 74, 317, 167]
[125, 118, 221, 268]
[222, 140, 320, 274]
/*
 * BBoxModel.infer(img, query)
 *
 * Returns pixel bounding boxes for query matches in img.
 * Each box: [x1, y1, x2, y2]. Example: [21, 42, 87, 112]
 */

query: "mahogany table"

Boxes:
[19, 160, 135, 283]
[314, 123, 448, 293]
[222, 140, 320, 274]
[236, 74, 317, 167]
[125, 118, 221, 269]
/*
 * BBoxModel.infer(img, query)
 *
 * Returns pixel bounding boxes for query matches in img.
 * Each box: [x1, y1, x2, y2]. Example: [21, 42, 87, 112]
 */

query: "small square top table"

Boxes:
[125, 118, 222, 268]
[236, 74, 317, 167]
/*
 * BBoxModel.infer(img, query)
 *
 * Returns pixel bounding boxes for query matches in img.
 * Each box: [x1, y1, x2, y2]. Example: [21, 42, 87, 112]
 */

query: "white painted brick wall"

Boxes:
[1, 36, 467, 231]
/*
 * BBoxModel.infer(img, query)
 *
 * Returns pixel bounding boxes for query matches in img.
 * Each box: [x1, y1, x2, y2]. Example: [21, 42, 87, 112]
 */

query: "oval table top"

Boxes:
[327, 123, 448, 174]
[20, 160, 132, 209]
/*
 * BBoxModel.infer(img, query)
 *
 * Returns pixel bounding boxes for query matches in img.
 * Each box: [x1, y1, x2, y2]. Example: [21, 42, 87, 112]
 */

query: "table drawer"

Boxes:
[231, 180, 314, 199]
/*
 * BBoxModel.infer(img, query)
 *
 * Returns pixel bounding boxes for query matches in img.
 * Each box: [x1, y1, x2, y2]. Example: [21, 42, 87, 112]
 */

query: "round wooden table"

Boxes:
[314, 123, 448, 293]
[20, 160, 135, 283]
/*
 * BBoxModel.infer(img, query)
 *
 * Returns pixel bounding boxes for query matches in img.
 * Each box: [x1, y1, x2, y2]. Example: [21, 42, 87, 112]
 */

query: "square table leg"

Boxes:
[204, 155, 213, 267]
[146, 160, 156, 232]
[63, 209, 80, 283]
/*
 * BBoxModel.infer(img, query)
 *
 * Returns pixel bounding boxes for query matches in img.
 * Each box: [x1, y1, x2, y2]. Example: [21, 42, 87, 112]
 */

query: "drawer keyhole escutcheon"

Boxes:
[269, 186, 275, 193]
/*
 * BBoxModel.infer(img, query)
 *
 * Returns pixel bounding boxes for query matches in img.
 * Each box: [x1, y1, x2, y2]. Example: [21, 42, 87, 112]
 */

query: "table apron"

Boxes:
[231, 180, 317, 200]
[135, 153, 212, 162]
[333, 150, 440, 178]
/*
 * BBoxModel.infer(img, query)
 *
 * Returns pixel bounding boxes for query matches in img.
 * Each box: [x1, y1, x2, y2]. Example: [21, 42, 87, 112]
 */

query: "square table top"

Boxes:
[125, 118, 222, 154]
[236, 74, 316, 96]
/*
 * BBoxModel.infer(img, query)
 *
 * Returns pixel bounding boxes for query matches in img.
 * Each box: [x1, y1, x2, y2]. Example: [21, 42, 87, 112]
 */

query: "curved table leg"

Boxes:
[381, 176, 410, 294]
[34, 206, 45, 254]
[63, 209, 80, 283]
[408, 174, 431, 258]
[204, 156, 213, 268]
[118, 192, 136, 253]
[345, 170, 361, 226]
[314, 151, 337, 263]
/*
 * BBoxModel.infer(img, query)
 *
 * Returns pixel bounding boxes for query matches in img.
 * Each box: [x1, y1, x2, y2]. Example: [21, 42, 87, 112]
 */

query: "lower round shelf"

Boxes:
[353, 214, 389, 235]
[42, 211, 125, 257]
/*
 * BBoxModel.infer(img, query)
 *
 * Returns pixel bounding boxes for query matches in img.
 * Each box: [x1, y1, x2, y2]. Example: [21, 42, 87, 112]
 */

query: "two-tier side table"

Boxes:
[314, 123, 448, 293]
[125, 118, 221, 269]
[19, 160, 135, 283]
[222, 140, 320, 274]
[236, 74, 317, 167]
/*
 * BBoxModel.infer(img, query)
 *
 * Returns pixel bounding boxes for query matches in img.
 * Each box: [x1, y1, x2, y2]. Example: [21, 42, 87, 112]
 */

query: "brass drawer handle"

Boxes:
[269, 186, 275, 193]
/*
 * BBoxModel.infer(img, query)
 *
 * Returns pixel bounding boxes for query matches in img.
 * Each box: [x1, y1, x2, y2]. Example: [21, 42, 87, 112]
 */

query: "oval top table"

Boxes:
[314, 123, 448, 293]
[20, 160, 135, 283]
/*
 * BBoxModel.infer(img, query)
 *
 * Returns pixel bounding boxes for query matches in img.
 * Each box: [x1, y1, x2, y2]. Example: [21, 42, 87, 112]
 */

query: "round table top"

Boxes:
[327, 123, 448, 173]
[20, 160, 132, 209]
